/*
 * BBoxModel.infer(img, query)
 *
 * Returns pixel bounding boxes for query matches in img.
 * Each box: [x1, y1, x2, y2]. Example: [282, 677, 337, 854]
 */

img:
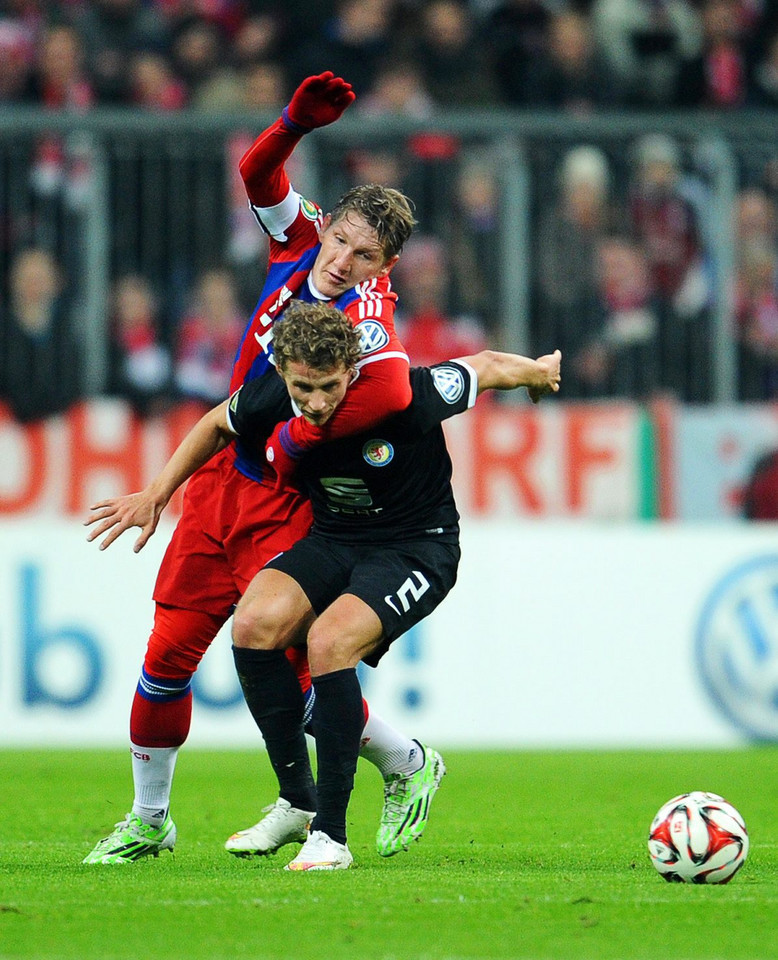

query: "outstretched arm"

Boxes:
[239, 72, 355, 207]
[85, 401, 234, 552]
[459, 349, 561, 402]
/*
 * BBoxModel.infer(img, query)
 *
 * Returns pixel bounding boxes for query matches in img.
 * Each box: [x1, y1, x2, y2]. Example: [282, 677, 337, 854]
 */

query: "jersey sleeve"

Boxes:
[278, 353, 412, 459]
[238, 116, 302, 209]
[226, 373, 291, 442]
[238, 114, 323, 258]
[405, 361, 479, 432]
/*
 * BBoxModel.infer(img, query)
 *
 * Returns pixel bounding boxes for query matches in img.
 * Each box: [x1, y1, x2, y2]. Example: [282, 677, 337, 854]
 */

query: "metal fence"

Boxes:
[1, 108, 777, 408]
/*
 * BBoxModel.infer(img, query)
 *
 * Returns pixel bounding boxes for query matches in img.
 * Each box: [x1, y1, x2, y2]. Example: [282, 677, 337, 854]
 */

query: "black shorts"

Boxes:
[265, 533, 461, 666]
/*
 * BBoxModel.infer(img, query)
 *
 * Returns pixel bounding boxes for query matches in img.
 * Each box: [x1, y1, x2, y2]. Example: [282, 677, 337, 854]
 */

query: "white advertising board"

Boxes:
[2, 518, 776, 748]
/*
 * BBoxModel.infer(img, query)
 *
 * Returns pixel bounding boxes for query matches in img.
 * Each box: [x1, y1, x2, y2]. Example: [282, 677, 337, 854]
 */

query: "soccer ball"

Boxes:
[647, 791, 749, 884]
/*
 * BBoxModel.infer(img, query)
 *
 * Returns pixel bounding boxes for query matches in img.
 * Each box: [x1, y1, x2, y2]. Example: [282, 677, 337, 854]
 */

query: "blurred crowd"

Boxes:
[4, 0, 778, 424]
[3, 0, 778, 113]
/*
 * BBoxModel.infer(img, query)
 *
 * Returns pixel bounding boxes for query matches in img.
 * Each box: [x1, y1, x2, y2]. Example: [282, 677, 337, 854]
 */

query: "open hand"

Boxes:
[84, 491, 165, 553]
[284, 72, 356, 131]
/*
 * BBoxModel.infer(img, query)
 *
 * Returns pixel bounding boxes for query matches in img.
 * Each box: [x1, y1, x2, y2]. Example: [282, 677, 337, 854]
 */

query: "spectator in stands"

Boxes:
[734, 242, 778, 400]
[735, 187, 778, 253]
[536, 145, 615, 394]
[391, 234, 487, 368]
[575, 236, 659, 397]
[484, 0, 553, 106]
[412, 0, 497, 107]
[24, 24, 94, 203]
[358, 58, 435, 118]
[527, 9, 621, 112]
[173, 267, 243, 409]
[0, 19, 34, 103]
[449, 154, 500, 320]
[629, 134, 710, 315]
[628, 132, 712, 398]
[109, 274, 173, 417]
[72, 0, 170, 105]
[591, 0, 701, 107]
[238, 59, 286, 109]
[170, 16, 233, 108]
[296, 0, 398, 96]
[733, 187, 778, 399]
[231, 12, 288, 73]
[749, 30, 778, 107]
[22, 22, 93, 109]
[0, 247, 81, 423]
[675, 0, 749, 108]
[130, 50, 187, 109]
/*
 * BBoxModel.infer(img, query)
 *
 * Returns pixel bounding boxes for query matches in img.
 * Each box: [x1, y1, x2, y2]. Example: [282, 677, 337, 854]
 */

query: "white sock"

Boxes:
[359, 712, 424, 778]
[130, 743, 179, 825]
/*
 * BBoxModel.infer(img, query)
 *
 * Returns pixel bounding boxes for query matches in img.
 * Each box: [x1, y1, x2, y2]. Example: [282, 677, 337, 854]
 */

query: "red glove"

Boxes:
[282, 72, 356, 133]
[265, 420, 303, 490]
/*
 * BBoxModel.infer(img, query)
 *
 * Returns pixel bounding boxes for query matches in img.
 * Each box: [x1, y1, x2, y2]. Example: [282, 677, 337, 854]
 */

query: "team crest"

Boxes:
[300, 197, 321, 222]
[362, 440, 394, 467]
[432, 365, 466, 404]
[356, 320, 390, 355]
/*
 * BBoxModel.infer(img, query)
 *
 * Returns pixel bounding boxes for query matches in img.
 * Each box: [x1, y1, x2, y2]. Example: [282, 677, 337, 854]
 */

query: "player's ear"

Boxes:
[377, 254, 399, 277]
[317, 213, 332, 240]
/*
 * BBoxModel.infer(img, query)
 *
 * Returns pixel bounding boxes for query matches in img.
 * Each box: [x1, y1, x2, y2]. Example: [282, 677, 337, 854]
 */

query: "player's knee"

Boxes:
[232, 595, 292, 650]
[146, 605, 222, 676]
[307, 623, 353, 674]
[146, 632, 201, 677]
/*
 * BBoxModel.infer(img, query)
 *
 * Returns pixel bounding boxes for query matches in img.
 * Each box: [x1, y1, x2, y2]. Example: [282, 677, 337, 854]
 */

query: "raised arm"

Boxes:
[459, 349, 562, 402]
[85, 401, 234, 552]
[239, 72, 355, 206]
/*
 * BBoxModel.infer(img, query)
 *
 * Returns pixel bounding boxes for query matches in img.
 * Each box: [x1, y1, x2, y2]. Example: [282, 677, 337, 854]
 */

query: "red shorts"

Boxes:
[153, 447, 314, 616]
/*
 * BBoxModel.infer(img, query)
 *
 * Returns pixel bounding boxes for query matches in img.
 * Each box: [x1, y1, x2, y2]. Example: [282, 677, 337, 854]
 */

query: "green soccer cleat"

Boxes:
[82, 813, 176, 864]
[376, 742, 446, 858]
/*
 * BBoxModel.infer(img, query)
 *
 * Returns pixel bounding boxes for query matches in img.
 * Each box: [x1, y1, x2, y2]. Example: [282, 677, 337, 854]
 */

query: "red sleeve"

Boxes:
[238, 117, 303, 207]
[285, 355, 412, 450]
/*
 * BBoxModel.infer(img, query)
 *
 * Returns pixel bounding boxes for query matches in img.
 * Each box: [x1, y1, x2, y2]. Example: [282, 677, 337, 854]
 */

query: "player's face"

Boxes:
[312, 212, 399, 299]
[280, 360, 355, 426]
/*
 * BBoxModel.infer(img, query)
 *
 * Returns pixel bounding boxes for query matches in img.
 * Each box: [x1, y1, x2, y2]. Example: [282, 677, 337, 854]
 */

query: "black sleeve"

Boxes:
[227, 370, 292, 443]
[405, 362, 477, 433]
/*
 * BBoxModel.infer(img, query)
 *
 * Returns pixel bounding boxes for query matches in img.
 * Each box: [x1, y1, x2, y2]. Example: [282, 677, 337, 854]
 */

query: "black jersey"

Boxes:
[228, 360, 478, 543]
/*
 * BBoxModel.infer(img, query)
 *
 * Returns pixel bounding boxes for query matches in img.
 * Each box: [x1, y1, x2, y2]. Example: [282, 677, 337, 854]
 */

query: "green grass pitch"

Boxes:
[1, 747, 777, 960]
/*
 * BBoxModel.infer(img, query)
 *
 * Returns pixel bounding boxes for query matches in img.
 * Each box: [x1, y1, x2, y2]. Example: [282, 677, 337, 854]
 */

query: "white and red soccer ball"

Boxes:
[647, 791, 749, 884]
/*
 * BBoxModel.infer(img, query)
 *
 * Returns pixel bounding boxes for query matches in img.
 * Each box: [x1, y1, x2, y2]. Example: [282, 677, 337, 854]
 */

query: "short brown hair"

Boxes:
[329, 184, 416, 260]
[273, 301, 362, 373]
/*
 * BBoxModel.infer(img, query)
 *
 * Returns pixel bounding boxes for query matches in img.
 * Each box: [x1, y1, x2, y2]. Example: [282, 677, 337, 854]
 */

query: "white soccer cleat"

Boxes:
[225, 798, 315, 857]
[284, 829, 354, 871]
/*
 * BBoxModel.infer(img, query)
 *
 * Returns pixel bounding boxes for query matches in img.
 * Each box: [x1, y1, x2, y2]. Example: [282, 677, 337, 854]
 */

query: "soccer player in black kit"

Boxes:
[229, 303, 561, 871]
[87, 301, 560, 870]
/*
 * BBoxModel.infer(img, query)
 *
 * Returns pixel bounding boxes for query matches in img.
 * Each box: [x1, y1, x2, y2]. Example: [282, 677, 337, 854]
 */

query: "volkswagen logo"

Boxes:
[695, 554, 778, 740]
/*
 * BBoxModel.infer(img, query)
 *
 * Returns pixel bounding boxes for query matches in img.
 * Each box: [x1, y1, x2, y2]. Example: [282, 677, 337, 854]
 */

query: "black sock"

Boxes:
[232, 646, 316, 811]
[310, 668, 364, 846]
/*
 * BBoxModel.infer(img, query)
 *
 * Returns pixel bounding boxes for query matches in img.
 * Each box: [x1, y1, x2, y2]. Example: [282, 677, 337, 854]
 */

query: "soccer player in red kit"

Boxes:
[83, 73, 444, 865]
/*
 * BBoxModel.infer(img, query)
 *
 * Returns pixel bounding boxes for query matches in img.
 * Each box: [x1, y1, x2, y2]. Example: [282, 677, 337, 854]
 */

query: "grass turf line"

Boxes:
[0, 748, 777, 960]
